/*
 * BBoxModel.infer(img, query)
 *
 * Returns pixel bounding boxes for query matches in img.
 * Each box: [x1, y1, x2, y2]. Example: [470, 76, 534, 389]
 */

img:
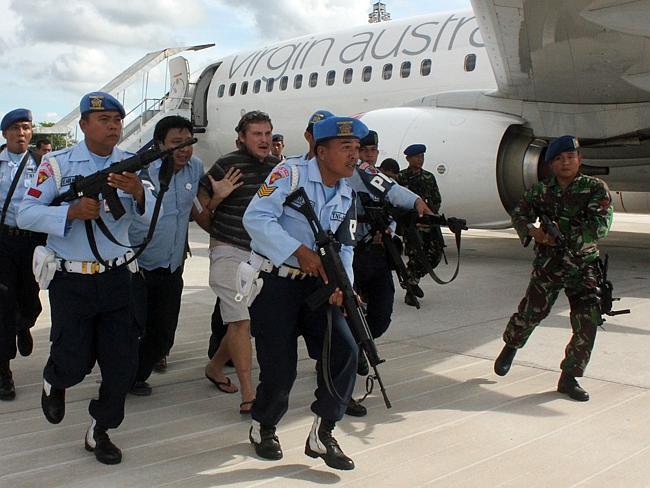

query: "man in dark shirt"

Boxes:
[197, 111, 276, 414]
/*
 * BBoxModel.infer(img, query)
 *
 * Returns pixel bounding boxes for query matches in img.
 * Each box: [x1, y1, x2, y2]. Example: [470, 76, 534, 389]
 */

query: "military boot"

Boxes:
[305, 416, 354, 470]
[41, 379, 65, 424]
[345, 398, 367, 417]
[557, 372, 589, 402]
[84, 418, 122, 464]
[249, 420, 283, 460]
[0, 361, 15, 401]
[494, 345, 517, 376]
[404, 292, 420, 308]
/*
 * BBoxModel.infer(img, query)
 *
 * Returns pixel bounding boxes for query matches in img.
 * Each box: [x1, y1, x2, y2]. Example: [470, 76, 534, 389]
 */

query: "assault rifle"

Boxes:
[50, 138, 197, 219]
[285, 187, 391, 409]
[358, 194, 423, 309]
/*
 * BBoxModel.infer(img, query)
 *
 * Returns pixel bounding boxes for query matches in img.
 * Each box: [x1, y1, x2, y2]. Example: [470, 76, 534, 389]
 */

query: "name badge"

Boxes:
[24, 169, 35, 187]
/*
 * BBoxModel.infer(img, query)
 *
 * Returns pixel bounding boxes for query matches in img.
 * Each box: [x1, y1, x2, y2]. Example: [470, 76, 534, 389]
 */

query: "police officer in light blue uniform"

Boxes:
[244, 116, 367, 471]
[128, 115, 206, 396]
[17, 91, 155, 465]
[0, 108, 44, 401]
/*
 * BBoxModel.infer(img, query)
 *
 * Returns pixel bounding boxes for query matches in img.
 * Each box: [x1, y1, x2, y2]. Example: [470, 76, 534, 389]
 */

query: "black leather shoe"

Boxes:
[345, 398, 367, 417]
[0, 363, 15, 401]
[85, 419, 122, 465]
[357, 350, 369, 376]
[129, 381, 152, 396]
[16, 328, 33, 357]
[404, 292, 420, 308]
[305, 417, 354, 470]
[41, 380, 65, 424]
[494, 345, 517, 376]
[249, 422, 283, 460]
[557, 372, 589, 402]
[152, 356, 167, 373]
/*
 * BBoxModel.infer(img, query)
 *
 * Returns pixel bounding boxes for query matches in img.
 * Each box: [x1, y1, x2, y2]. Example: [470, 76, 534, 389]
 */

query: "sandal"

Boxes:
[205, 373, 238, 394]
[239, 400, 255, 415]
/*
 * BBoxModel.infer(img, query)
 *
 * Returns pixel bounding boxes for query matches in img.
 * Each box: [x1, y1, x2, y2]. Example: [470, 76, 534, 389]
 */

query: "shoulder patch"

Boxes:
[36, 161, 54, 185]
[358, 161, 378, 175]
[257, 183, 277, 198]
[269, 166, 290, 184]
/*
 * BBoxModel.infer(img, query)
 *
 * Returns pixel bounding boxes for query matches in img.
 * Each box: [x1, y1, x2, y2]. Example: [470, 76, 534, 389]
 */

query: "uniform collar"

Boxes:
[307, 157, 353, 201]
[68, 140, 126, 163]
[547, 173, 584, 189]
[0, 148, 29, 163]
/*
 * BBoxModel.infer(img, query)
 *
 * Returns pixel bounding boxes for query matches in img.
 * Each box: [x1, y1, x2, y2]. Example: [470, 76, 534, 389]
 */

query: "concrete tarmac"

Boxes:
[1, 214, 648, 487]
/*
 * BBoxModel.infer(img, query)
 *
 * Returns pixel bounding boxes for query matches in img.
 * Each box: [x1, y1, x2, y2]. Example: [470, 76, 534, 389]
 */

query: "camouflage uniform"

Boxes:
[397, 167, 443, 278]
[503, 173, 613, 377]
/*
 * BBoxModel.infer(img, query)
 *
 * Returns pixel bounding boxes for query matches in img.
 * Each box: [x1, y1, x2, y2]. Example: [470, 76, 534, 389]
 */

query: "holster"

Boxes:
[32, 246, 57, 290]
[234, 260, 264, 307]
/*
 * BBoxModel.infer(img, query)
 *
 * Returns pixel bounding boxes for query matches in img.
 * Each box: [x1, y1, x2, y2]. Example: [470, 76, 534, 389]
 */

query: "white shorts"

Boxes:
[208, 244, 250, 323]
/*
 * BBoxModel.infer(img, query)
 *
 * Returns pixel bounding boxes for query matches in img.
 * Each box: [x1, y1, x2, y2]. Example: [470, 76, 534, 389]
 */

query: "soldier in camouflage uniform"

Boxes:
[397, 144, 443, 306]
[494, 135, 613, 402]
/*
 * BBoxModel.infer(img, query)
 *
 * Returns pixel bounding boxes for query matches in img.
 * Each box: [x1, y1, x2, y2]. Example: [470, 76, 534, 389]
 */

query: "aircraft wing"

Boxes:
[470, 0, 650, 104]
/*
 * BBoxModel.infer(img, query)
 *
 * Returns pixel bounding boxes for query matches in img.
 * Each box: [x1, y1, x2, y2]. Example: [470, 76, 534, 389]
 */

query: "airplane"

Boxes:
[184, 0, 650, 228]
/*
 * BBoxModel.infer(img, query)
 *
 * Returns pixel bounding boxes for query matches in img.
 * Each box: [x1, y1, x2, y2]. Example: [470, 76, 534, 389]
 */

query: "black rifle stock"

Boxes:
[285, 188, 391, 408]
[50, 138, 197, 219]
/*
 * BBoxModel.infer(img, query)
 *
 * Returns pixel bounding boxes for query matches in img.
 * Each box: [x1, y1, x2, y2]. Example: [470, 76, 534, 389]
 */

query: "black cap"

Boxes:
[360, 130, 378, 147]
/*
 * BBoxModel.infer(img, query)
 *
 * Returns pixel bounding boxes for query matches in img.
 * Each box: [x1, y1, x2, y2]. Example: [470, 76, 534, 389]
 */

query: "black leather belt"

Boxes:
[0, 224, 41, 239]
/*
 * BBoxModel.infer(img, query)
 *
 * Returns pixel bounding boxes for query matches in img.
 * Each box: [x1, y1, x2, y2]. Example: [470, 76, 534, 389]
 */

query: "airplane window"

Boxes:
[294, 74, 303, 89]
[382, 63, 393, 80]
[343, 68, 353, 84]
[217, 84, 225, 98]
[266, 77, 274, 92]
[253, 79, 261, 94]
[400, 61, 411, 78]
[421, 59, 432, 76]
[280, 76, 288, 91]
[240, 81, 248, 95]
[362, 66, 372, 82]
[326, 70, 336, 86]
[229, 83, 236, 96]
[465, 54, 477, 72]
[309, 72, 318, 87]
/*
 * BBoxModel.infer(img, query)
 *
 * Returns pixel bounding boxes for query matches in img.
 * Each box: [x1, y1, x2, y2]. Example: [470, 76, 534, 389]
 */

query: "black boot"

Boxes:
[0, 361, 15, 401]
[404, 292, 420, 308]
[357, 349, 369, 376]
[345, 398, 367, 417]
[305, 416, 354, 470]
[557, 372, 589, 402]
[152, 356, 167, 373]
[16, 328, 33, 357]
[129, 381, 152, 396]
[494, 345, 517, 376]
[84, 419, 122, 464]
[41, 379, 65, 424]
[249, 421, 283, 460]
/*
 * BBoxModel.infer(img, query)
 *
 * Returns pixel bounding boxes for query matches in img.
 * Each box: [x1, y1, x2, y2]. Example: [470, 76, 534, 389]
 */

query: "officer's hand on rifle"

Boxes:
[67, 197, 101, 221]
[529, 226, 556, 246]
[107, 171, 145, 207]
[294, 244, 328, 283]
[414, 197, 433, 217]
[328, 288, 344, 306]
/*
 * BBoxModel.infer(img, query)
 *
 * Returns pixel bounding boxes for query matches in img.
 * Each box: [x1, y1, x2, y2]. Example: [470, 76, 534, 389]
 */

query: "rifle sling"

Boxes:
[406, 221, 463, 285]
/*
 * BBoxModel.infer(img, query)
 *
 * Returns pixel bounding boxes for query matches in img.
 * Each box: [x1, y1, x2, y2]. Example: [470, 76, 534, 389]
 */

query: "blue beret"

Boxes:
[1, 108, 32, 131]
[404, 144, 426, 156]
[313, 116, 369, 143]
[360, 129, 378, 147]
[307, 110, 334, 129]
[272, 133, 284, 142]
[80, 91, 125, 118]
[545, 135, 579, 163]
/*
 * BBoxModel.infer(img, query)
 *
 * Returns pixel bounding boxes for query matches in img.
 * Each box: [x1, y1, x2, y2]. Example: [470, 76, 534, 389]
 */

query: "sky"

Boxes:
[0, 0, 471, 136]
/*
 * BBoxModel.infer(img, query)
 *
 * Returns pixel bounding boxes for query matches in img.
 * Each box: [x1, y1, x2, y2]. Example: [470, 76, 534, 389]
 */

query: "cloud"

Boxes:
[217, 0, 369, 40]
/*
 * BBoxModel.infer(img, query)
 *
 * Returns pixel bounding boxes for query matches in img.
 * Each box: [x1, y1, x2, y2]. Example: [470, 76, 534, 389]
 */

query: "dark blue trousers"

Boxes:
[46, 267, 139, 429]
[0, 232, 44, 360]
[250, 273, 358, 426]
[133, 267, 184, 382]
[353, 245, 395, 339]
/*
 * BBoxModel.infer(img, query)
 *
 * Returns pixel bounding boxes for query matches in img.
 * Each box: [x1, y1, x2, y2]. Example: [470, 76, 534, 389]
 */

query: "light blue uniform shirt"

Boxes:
[129, 156, 204, 272]
[0, 149, 38, 226]
[348, 161, 419, 238]
[244, 157, 357, 282]
[17, 141, 156, 261]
